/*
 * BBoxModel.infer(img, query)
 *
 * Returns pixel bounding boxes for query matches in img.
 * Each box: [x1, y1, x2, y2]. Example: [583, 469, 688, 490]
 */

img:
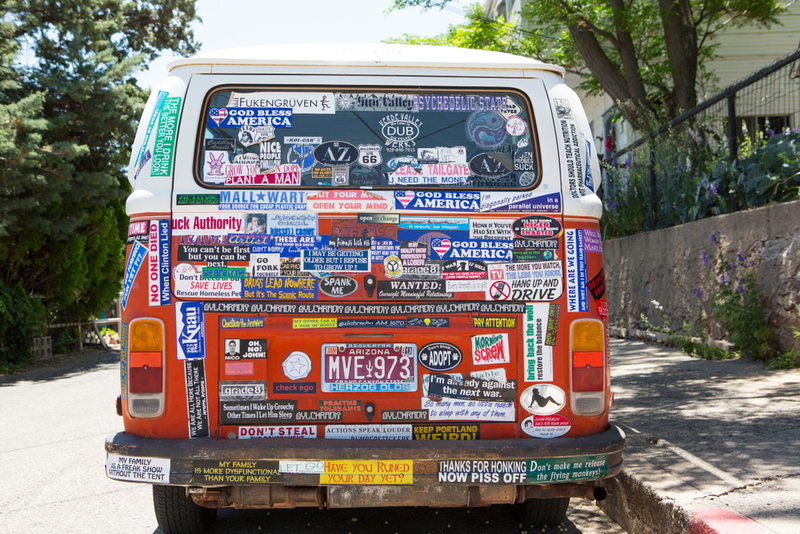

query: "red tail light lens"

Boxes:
[573, 351, 604, 392]
[130, 351, 163, 393]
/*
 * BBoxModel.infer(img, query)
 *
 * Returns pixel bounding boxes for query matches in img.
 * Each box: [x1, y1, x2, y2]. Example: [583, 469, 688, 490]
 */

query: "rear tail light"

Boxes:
[570, 320, 605, 415]
[127, 319, 165, 418]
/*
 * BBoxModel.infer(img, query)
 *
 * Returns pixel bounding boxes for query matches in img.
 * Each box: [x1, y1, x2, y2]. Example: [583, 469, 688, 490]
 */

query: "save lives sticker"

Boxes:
[106, 454, 170, 484]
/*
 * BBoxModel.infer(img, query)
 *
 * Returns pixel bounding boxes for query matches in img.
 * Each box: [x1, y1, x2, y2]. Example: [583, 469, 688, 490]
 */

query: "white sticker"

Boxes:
[471, 368, 507, 384]
[471, 333, 510, 365]
[470, 219, 513, 240]
[106, 454, 171, 484]
[421, 398, 514, 422]
[520, 384, 565, 415]
[172, 263, 242, 299]
[524, 303, 554, 382]
[249, 253, 281, 277]
[485, 261, 563, 302]
[280, 460, 326, 473]
[521, 414, 571, 438]
[239, 426, 317, 439]
[446, 279, 488, 293]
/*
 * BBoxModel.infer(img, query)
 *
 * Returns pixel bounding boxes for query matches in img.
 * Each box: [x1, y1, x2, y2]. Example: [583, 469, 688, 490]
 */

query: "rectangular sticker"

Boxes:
[320, 460, 413, 484]
[438, 460, 527, 484]
[471, 333, 510, 365]
[279, 460, 325, 473]
[150, 97, 181, 177]
[472, 317, 516, 328]
[192, 460, 283, 485]
[486, 261, 563, 302]
[427, 374, 516, 402]
[524, 303, 554, 382]
[227, 92, 335, 114]
[394, 190, 480, 212]
[412, 424, 479, 440]
[301, 249, 371, 272]
[399, 216, 469, 231]
[293, 318, 337, 329]
[133, 90, 167, 180]
[239, 426, 317, 439]
[221, 317, 265, 329]
[171, 213, 244, 235]
[148, 220, 171, 306]
[219, 381, 267, 400]
[565, 229, 589, 312]
[470, 219, 513, 240]
[241, 277, 317, 300]
[324, 425, 412, 440]
[203, 301, 526, 315]
[273, 382, 317, 395]
[176, 302, 205, 360]
[582, 229, 603, 253]
[221, 400, 297, 425]
[421, 398, 514, 422]
[526, 455, 609, 483]
[106, 454, 170, 484]
[319, 400, 362, 412]
[376, 280, 452, 299]
[120, 323, 128, 399]
[381, 410, 429, 422]
[184, 359, 209, 438]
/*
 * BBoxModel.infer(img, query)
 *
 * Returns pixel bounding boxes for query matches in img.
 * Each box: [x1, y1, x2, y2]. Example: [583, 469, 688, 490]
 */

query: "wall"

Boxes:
[603, 200, 800, 352]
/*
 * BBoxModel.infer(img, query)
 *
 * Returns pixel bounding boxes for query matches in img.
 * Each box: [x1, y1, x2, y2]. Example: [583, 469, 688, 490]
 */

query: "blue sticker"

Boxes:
[399, 216, 470, 231]
[429, 238, 512, 262]
[209, 107, 293, 128]
[241, 277, 318, 300]
[122, 241, 147, 309]
[395, 191, 480, 212]
[481, 192, 562, 213]
[157, 219, 172, 305]
[584, 140, 594, 192]
[371, 239, 400, 263]
[176, 302, 206, 360]
[565, 229, 589, 312]
[301, 249, 371, 272]
[218, 190, 308, 211]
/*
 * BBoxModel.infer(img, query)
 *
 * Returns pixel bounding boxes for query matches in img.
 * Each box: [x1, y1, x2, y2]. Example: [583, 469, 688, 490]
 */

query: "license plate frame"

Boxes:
[321, 343, 418, 393]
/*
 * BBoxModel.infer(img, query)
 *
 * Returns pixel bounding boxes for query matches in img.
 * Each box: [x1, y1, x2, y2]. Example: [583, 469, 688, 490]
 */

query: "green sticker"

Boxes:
[177, 194, 219, 206]
[150, 97, 182, 177]
[526, 454, 608, 484]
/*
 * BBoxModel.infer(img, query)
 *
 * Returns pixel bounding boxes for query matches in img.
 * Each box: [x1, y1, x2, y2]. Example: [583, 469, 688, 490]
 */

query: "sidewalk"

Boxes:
[598, 338, 800, 534]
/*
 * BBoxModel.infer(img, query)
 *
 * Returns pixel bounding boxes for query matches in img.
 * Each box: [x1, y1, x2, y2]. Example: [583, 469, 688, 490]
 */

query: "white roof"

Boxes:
[168, 43, 564, 76]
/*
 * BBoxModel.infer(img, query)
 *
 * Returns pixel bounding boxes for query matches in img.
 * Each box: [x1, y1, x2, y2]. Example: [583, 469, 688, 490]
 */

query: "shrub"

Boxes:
[0, 282, 45, 371]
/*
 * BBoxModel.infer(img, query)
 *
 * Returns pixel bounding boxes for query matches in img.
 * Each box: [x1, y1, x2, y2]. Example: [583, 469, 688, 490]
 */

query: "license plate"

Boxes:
[321, 343, 417, 393]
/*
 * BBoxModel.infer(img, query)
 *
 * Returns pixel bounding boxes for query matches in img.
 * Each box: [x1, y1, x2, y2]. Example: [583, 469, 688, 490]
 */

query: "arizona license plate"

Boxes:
[321, 343, 417, 392]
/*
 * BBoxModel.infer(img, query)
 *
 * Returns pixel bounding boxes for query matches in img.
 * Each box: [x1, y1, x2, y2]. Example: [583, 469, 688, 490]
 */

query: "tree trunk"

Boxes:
[658, 0, 698, 116]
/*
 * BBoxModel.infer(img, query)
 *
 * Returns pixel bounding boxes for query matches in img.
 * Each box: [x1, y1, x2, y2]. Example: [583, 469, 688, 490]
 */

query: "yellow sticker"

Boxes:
[292, 318, 337, 329]
[320, 460, 413, 485]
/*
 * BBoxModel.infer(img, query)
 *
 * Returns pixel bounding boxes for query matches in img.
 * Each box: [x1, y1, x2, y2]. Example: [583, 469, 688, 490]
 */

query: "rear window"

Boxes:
[196, 88, 540, 190]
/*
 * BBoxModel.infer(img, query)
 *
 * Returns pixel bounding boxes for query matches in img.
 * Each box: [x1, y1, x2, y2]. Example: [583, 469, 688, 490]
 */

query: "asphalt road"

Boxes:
[0, 348, 623, 534]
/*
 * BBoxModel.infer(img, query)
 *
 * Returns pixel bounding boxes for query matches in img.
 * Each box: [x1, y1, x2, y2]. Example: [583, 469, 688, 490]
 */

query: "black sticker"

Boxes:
[513, 238, 559, 250]
[178, 245, 250, 263]
[293, 410, 343, 422]
[328, 236, 372, 249]
[184, 360, 210, 438]
[427, 374, 517, 403]
[319, 400, 362, 412]
[442, 260, 487, 280]
[512, 249, 556, 262]
[512, 216, 562, 239]
[413, 424, 479, 440]
[203, 301, 526, 315]
[469, 153, 512, 178]
[588, 268, 605, 300]
[204, 138, 236, 152]
[319, 276, 359, 298]
[313, 141, 359, 166]
[220, 400, 297, 425]
[338, 318, 406, 328]
[381, 409, 429, 422]
[192, 460, 282, 485]
[407, 317, 450, 328]
[273, 382, 317, 395]
[418, 342, 463, 372]
[359, 213, 400, 225]
[377, 280, 453, 299]
[219, 381, 267, 400]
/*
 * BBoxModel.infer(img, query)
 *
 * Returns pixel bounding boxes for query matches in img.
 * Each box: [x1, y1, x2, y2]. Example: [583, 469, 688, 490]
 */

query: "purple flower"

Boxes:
[737, 284, 745, 295]
[696, 288, 702, 298]
[711, 233, 718, 245]
[737, 254, 744, 264]
[710, 184, 718, 195]
[769, 129, 775, 137]
[702, 250, 709, 265]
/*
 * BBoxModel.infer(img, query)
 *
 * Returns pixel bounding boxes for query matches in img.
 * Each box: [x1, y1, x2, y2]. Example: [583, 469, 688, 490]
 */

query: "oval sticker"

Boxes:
[521, 414, 571, 438]
[313, 141, 359, 166]
[512, 215, 562, 239]
[418, 342, 463, 372]
[520, 384, 566, 415]
[318, 276, 358, 298]
[468, 153, 511, 179]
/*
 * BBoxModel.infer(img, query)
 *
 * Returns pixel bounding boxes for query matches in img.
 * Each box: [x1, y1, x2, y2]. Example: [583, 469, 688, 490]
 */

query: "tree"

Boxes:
[390, 1, 784, 131]
[0, 1, 200, 342]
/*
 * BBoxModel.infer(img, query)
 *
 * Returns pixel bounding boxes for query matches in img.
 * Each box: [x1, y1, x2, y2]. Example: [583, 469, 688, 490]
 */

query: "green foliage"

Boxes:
[601, 128, 800, 239]
[0, 1, 199, 335]
[0, 281, 45, 371]
[706, 232, 772, 360]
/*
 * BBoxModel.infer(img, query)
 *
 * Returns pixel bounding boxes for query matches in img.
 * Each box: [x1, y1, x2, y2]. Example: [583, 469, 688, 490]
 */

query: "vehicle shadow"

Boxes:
[0, 346, 120, 387]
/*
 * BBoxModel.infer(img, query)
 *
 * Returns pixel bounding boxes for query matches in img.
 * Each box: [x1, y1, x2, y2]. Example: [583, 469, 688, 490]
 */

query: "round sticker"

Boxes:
[506, 115, 527, 136]
[282, 351, 312, 381]
[488, 280, 511, 301]
[521, 414, 571, 438]
[384, 255, 403, 278]
[465, 111, 507, 149]
[520, 384, 566, 415]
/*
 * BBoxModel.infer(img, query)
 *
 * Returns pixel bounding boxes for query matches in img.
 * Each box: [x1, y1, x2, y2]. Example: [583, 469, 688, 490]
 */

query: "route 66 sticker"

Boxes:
[358, 144, 382, 167]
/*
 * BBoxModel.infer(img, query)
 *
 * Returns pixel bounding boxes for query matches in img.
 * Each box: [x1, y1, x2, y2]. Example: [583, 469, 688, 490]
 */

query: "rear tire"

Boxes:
[511, 497, 570, 526]
[153, 485, 217, 534]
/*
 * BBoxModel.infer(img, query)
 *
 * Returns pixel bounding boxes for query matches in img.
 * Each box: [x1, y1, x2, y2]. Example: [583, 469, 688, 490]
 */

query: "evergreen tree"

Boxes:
[0, 1, 199, 341]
